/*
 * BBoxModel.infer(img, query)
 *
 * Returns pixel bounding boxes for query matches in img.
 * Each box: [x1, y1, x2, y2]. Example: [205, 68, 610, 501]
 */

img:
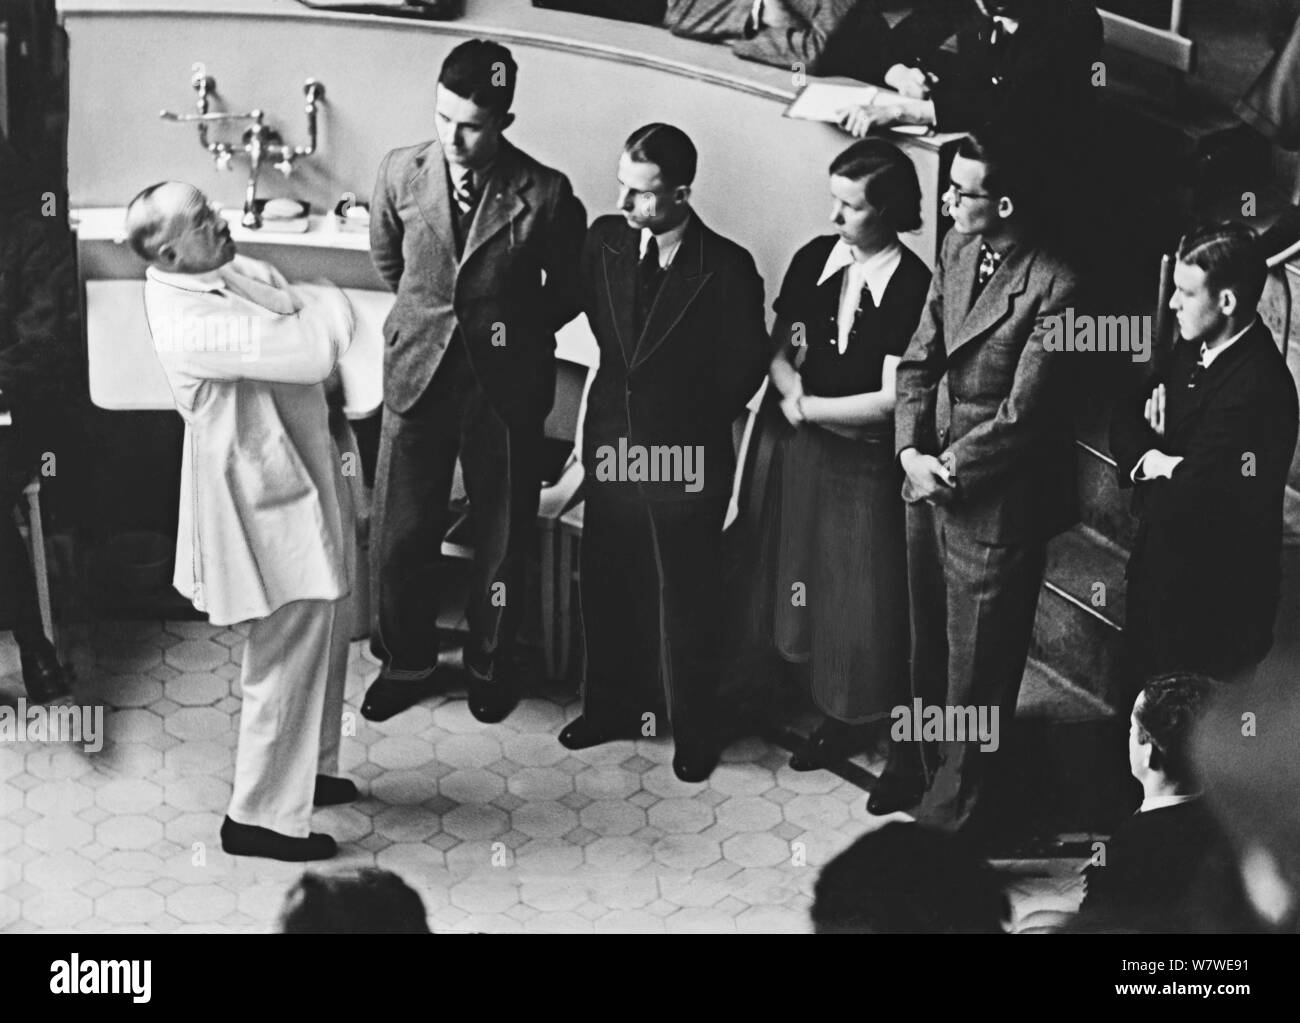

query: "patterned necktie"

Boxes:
[973, 242, 1003, 300]
[977, 243, 1003, 286]
[453, 167, 479, 216]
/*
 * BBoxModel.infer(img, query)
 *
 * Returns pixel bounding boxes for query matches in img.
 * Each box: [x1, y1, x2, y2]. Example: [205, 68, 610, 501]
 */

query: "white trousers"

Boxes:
[227, 596, 348, 837]
[226, 435, 358, 836]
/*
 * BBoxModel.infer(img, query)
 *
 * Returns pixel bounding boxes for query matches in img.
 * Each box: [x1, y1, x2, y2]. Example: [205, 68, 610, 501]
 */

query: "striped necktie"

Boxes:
[452, 167, 479, 216]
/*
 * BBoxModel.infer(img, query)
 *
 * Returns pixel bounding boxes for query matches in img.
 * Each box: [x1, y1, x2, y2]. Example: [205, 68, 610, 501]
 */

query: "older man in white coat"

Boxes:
[126, 181, 357, 861]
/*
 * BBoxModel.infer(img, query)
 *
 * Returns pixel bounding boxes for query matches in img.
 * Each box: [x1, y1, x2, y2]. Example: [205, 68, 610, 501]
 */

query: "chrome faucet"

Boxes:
[161, 70, 325, 229]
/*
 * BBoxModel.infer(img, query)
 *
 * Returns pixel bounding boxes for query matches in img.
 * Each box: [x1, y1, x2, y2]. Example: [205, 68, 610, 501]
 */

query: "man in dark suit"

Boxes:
[362, 40, 587, 723]
[1078, 673, 1233, 927]
[838, 0, 1102, 137]
[1, 141, 79, 703]
[879, 129, 1080, 834]
[557, 124, 768, 781]
[1110, 223, 1300, 685]
[838, 0, 1108, 278]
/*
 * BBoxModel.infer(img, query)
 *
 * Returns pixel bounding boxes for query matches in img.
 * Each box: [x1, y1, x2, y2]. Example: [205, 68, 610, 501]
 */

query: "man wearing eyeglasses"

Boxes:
[874, 129, 1081, 838]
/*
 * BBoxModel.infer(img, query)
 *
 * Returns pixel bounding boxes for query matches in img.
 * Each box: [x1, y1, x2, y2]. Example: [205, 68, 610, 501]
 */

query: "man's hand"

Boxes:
[837, 97, 932, 137]
[884, 63, 934, 100]
[838, 103, 899, 137]
[901, 448, 955, 503]
[780, 391, 806, 427]
[1144, 383, 1167, 438]
[1139, 450, 1184, 480]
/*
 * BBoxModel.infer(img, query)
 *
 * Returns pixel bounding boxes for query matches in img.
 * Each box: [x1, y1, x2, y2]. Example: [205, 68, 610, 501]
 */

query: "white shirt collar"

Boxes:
[145, 264, 227, 294]
[816, 237, 903, 303]
[1199, 318, 1256, 369]
[1138, 793, 1199, 813]
[639, 213, 691, 268]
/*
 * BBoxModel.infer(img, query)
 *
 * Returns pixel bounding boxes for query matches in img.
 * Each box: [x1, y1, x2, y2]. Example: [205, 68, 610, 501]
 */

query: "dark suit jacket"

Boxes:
[895, 228, 1080, 544]
[580, 213, 768, 503]
[925, 0, 1102, 136]
[799, 0, 969, 83]
[1109, 319, 1300, 675]
[369, 137, 587, 423]
[1080, 799, 1234, 924]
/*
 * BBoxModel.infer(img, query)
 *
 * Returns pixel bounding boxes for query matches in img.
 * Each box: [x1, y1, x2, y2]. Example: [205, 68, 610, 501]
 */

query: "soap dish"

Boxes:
[253, 197, 311, 233]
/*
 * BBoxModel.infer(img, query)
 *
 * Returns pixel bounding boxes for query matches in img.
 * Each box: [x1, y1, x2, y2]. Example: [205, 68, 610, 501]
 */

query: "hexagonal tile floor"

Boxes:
[0, 624, 1082, 933]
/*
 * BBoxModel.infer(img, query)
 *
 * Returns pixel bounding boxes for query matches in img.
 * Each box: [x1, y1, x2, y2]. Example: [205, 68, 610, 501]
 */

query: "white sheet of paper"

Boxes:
[784, 83, 929, 135]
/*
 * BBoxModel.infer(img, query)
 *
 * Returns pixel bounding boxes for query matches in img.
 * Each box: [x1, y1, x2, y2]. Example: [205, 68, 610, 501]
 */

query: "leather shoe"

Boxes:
[220, 816, 337, 861]
[557, 715, 613, 751]
[789, 724, 850, 772]
[360, 674, 434, 722]
[313, 775, 358, 806]
[866, 773, 924, 816]
[672, 742, 718, 784]
[20, 638, 71, 704]
[467, 674, 517, 724]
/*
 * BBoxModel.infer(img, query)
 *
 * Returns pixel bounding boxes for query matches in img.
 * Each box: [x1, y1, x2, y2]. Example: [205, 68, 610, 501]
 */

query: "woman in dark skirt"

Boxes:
[767, 139, 931, 770]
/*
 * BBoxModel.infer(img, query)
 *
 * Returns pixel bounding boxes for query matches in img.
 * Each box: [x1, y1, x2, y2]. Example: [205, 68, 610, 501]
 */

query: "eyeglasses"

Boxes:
[943, 183, 996, 206]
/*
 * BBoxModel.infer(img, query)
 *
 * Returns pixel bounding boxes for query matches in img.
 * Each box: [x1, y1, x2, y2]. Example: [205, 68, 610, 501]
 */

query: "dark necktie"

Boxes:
[1188, 343, 1210, 389]
[845, 280, 877, 350]
[635, 236, 662, 336]
[640, 236, 661, 287]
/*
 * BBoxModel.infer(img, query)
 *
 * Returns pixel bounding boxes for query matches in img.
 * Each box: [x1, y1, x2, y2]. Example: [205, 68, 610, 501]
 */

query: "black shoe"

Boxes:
[467, 678, 516, 724]
[360, 674, 435, 722]
[789, 723, 851, 772]
[313, 775, 358, 806]
[672, 742, 718, 784]
[866, 773, 924, 816]
[557, 715, 611, 751]
[20, 638, 71, 704]
[219, 816, 337, 862]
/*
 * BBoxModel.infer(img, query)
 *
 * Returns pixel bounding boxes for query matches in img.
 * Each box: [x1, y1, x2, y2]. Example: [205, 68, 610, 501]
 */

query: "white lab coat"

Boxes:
[144, 255, 355, 625]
